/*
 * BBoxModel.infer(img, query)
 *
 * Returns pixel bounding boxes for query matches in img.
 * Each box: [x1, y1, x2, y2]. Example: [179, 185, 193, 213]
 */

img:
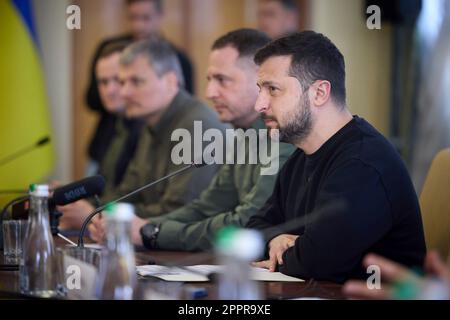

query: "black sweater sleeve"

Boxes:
[279, 159, 392, 283]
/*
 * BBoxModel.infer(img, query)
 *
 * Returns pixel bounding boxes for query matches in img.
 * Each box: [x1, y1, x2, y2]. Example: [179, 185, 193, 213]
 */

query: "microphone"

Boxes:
[52, 175, 106, 206]
[77, 161, 210, 247]
[36, 136, 50, 146]
[0, 176, 106, 250]
[50, 175, 106, 237]
[3, 176, 106, 221]
[0, 136, 51, 167]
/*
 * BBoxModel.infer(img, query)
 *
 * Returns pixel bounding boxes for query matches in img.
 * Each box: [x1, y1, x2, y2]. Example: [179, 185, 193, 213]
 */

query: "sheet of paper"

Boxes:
[250, 267, 304, 282]
[136, 265, 304, 282]
[185, 265, 224, 274]
[136, 265, 209, 282]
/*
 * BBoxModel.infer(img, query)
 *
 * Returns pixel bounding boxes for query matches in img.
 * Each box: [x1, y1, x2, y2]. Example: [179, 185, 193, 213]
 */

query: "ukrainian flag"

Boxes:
[0, 0, 54, 205]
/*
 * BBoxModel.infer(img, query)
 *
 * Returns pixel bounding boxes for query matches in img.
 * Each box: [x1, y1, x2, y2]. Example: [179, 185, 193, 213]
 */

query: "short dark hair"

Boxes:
[98, 41, 130, 60]
[212, 28, 271, 59]
[126, 0, 163, 13]
[261, 0, 299, 12]
[255, 31, 346, 106]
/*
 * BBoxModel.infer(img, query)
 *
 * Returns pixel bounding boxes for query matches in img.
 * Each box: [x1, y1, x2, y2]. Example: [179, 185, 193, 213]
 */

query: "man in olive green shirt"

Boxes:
[60, 37, 227, 229]
[103, 88, 227, 217]
[90, 29, 294, 251]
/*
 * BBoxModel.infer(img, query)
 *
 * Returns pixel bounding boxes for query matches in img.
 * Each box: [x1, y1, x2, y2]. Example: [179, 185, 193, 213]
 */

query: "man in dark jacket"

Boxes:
[247, 31, 426, 283]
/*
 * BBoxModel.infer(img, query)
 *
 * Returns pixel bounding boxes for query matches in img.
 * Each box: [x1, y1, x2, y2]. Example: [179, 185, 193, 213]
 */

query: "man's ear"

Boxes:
[311, 80, 332, 107]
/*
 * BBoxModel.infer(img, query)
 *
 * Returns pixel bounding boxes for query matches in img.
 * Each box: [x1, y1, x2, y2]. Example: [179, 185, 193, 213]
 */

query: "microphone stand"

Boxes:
[0, 136, 50, 167]
[78, 163, 201, 247]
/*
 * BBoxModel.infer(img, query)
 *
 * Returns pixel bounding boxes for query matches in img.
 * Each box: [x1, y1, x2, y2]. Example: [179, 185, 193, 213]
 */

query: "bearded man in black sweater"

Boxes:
[247, 31, 426, 283]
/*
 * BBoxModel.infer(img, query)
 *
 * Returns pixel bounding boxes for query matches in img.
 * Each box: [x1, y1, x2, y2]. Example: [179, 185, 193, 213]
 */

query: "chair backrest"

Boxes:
[420, 149, 450, 257]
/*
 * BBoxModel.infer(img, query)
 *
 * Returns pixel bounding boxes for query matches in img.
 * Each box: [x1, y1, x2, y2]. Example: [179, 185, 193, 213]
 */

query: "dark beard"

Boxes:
[279, 93, 313, 145]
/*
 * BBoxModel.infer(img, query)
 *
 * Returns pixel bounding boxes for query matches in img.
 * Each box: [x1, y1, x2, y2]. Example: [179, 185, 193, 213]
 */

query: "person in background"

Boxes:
[59, 37, 225, 230]
[85, 0, 194, 176]
[343, 251, 450, 300]
[89, 29, 295, 251]
[60, 41, 144, 230]
[246, 31, 426, 283]
[257, 0, 299, 39]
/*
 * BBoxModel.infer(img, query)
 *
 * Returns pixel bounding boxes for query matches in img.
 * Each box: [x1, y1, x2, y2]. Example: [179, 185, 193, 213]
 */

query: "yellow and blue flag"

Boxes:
[0, 0, 54, 205]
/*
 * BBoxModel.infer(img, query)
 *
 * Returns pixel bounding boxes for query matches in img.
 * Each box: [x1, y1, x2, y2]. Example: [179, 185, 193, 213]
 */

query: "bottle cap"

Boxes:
[216, 226, 264, 261]
[105, 203, 135, 221]
[29, 184, 49, 197]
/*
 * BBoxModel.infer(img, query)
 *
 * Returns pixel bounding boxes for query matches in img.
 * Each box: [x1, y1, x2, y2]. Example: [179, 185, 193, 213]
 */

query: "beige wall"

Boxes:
[311, 0, 392, 135]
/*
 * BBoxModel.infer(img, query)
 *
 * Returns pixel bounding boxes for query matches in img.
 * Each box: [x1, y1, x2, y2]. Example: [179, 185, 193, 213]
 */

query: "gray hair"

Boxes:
[120, 37, 185, 88]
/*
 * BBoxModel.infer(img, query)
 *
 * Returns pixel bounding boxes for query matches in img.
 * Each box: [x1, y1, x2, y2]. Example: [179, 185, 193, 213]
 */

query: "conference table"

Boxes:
[0, 236, 344, 300]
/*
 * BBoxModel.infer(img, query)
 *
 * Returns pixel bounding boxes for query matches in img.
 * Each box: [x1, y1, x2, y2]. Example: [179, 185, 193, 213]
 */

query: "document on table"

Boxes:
[136, 264, 304, 282]
[250, 267, 304, 282]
